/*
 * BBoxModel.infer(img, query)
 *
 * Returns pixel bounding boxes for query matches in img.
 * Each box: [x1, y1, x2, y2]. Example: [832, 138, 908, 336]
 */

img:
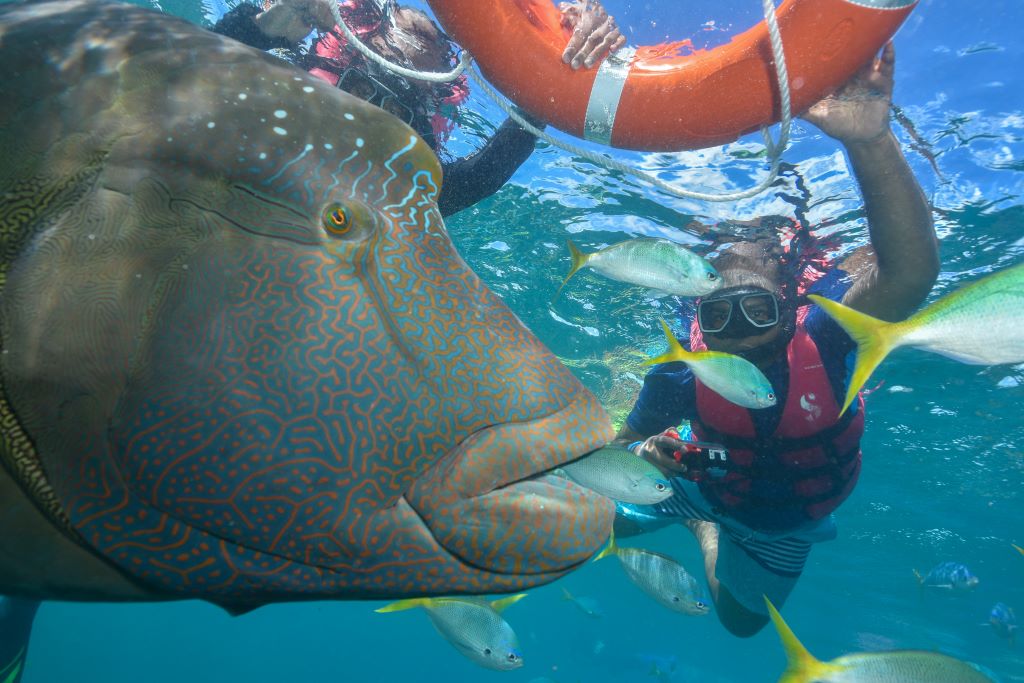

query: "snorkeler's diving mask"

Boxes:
[697, 286, 781, 338]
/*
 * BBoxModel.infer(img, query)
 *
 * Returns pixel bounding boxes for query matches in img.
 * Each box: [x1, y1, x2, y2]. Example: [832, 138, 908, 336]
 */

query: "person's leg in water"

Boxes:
[686, 516, 824, 638]
[0, 597, 40, 683]
[685, 519, 769, 638]
[617, 479, 818, 638]
[618, 504, 777, 636]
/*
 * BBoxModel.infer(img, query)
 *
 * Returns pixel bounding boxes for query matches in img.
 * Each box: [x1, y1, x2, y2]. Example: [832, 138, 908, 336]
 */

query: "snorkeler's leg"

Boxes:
[0, 596, 40, 683]
[685, 519, 770, 638]
[698, 524, 817, 638]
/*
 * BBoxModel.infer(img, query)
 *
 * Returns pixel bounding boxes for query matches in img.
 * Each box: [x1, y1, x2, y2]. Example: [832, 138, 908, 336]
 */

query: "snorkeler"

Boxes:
[614, 43, 940, 638]
[213, 0, 624, 216]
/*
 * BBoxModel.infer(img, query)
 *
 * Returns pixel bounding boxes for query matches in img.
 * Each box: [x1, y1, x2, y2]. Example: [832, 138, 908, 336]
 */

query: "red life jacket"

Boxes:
[690, 307, 864, 532]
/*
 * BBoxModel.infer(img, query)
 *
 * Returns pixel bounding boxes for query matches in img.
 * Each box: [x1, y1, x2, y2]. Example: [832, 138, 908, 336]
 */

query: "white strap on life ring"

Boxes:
[583, 46, 637, 146]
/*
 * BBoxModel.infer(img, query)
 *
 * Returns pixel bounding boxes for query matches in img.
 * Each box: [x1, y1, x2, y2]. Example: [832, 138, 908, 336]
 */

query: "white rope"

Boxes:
[330, 0, 793, 202]
[326, 1, 472, 82]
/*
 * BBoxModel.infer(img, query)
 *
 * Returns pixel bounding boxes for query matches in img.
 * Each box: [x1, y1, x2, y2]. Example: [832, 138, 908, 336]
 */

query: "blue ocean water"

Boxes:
[16, 0, 1024, 681]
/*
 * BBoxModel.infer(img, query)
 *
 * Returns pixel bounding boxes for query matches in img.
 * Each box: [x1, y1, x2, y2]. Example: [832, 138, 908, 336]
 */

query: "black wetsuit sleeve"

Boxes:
[436, 117, 541, 217]
[211, 3, 293, 51]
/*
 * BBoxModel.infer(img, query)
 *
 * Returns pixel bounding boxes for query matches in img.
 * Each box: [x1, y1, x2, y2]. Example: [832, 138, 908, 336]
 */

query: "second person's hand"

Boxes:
[559, 0, 626, 69]
[801, 42, 896, 146]
[255, 0, 336, 43]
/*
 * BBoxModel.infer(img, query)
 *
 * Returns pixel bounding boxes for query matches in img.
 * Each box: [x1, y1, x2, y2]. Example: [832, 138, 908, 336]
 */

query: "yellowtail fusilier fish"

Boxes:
[375, 594, 526, 670]
[765, 597, 994, 682]
[808, 262, 1024, 414]
[553, 238, 722, 303]
[644, 319, 777, 409]
[560, 446, 673, 505]
[593, 530, 710, 616]
[1015, 544, 1024, 556]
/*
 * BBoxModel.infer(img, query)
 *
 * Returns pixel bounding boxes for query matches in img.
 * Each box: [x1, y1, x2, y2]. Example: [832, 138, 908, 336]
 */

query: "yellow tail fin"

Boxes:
[592, 527, 618, 562]
[642, 319, 691, 367]
[765, 597, 840, 683]
[375, 597, 432, 613]
[490, 593, 528, 613]
[807, 295, 901, 415]
[551, 240, 592, 304]
[561, 587, 574, 601]
[1013, 544, 1024, 557]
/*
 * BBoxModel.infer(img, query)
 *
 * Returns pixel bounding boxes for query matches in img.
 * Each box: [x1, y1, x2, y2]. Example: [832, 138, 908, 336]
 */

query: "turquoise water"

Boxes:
[16, 0, 1024, 681]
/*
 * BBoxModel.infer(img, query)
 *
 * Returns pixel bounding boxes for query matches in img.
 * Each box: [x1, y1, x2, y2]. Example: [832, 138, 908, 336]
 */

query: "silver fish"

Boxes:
[561, 446, 673, 504]
[376, 595, 526, 670]
[593, 531, 710, 616]
[554, 238, 722, 302]
[768, 598, 994, 682]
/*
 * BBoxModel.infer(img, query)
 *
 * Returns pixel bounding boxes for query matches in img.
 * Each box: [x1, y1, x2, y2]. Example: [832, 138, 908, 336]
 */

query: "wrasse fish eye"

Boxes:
[323, 203, 351, 235]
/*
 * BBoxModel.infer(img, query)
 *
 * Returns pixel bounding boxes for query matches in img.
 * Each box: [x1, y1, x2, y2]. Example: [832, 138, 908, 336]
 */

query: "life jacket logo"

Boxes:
[800, 392, 822, 422]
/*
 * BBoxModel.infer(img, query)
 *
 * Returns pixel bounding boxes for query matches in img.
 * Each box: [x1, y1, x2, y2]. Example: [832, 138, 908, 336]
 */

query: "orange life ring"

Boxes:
[427, 0, 917, 152]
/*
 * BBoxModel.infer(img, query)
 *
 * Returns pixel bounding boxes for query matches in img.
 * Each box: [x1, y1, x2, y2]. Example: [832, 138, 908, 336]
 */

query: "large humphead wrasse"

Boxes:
[0, 0, 614, 608]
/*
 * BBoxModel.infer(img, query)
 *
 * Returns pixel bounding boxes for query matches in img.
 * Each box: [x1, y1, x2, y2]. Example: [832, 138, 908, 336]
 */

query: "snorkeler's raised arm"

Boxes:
[802, 43, 938, 322]
[436, 116, 541, 217]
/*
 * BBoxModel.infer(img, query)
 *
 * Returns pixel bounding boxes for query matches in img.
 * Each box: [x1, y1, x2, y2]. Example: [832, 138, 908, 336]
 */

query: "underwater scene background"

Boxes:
[11, 0, 1024, 680]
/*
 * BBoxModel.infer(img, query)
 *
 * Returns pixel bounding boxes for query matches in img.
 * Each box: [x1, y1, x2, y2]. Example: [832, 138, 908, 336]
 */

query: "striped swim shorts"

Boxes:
[616, 476, 837, 615]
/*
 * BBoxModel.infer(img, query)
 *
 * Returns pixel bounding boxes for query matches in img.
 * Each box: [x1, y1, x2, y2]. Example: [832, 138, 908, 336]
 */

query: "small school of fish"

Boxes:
[553, 238, 722, 303]
[559, 446, 674, 505]
[593, 530, 710, 616]
[913, 559, 1019, 649]
[765, 598, 995, 682]
[376, 595, 527, 671]
[644, 319, 777, 409]
[808, 261, 1024, 414]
